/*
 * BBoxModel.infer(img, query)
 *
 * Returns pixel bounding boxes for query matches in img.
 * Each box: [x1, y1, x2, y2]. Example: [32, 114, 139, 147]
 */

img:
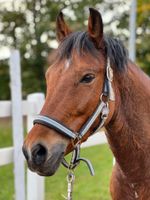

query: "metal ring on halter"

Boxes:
[100, 93, 108, 103]
[61, 144, 80, 170]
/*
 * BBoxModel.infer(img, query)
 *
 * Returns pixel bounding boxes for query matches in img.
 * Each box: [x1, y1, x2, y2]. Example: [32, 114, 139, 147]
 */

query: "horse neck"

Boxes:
[106, 60, 150, 183]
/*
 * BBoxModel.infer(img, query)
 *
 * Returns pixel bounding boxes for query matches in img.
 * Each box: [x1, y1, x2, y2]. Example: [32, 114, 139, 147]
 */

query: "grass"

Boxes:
[45, 145, 113, 200]
[0, 118, 113, 200]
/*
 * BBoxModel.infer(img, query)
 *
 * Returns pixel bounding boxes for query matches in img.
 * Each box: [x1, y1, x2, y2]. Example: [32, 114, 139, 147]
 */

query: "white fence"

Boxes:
[0, 93, 45, 200]
[0, 94, 107, 200]
[0, 50, 45, 200]
[0, 49, 107, 200]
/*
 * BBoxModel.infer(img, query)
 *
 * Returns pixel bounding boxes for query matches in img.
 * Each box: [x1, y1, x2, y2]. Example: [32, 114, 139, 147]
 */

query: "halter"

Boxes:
[33, 57, 115, 142]
[33, 57, 115, 199]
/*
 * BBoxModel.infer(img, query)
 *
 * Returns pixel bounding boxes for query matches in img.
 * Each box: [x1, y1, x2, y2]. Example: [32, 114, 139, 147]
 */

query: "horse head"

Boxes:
[23, 8, 115, 176]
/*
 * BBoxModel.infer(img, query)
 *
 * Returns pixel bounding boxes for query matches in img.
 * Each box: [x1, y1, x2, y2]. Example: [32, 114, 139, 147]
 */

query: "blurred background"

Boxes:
[0, 0, 150, 100]
[0, 0, 150, 200]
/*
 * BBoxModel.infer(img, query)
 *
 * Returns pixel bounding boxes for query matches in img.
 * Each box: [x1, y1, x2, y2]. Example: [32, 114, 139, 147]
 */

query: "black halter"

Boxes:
[33, 57, 115, 175]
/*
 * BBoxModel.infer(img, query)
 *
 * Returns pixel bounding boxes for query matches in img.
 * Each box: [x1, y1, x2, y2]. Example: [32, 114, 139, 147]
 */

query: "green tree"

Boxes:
[0, 0, 103, 99]
[116, 0, 150, 74]
[0, 0, 149, 100]
[136, 0, 150, 74]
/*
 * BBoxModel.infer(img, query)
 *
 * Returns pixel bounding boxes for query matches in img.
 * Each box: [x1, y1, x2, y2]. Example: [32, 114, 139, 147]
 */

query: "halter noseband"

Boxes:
[33, 57, 115, 141]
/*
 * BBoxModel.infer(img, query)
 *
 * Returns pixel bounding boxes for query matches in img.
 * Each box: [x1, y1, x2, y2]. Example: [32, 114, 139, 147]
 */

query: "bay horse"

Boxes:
[23, 8, 150, 199]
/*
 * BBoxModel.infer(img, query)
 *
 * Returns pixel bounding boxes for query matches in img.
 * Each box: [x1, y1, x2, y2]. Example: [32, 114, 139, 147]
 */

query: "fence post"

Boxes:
[9, 49, 25, 200]
[129, 0, 137, 61]
[27, 93, 45, 200]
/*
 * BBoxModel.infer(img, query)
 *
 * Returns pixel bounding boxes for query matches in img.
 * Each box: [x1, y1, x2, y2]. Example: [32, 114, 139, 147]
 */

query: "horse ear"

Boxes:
[88, 8, 103, 48]
[56, 11, 72, 42]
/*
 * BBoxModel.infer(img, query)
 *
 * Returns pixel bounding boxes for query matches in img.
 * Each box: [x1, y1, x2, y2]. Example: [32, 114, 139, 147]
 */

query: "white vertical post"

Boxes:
[27, 93, 45, 200]
[129, 0, 137, 61]
[9, 49, 25, 200]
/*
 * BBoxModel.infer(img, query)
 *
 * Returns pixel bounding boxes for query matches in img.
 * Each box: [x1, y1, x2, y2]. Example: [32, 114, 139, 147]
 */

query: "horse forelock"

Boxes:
[57, 31, 99, 59]
[56, 31, 128, 72]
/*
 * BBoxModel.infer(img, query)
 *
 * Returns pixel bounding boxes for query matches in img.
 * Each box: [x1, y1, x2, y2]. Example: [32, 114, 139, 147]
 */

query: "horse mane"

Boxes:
[105, 37, 128, 72]
[58, 31, 128, 72]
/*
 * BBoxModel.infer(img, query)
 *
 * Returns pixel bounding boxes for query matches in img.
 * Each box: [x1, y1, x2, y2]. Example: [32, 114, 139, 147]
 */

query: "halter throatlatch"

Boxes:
[33, 57, 115, 200]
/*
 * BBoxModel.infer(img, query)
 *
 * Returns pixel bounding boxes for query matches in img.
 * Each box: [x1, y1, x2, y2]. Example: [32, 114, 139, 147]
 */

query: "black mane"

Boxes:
[105, 37, 128, 71]
[58, 31, 128, 71]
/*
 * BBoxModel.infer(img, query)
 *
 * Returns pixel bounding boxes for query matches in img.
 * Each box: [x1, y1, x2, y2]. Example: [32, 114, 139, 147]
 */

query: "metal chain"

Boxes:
[66, 171, 75, 200]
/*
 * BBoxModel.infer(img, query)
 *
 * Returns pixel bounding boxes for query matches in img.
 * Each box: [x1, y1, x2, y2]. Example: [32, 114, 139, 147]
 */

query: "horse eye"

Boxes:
[80, 74, 95, 83]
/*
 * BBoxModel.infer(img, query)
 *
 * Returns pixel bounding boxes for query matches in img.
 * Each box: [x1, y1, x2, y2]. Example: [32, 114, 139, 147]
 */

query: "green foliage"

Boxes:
[0, 60, 10, 100]
[136, 0, 150, 74]
[0, 0, 103, 99]
[0, 0, 149, 100]
[116, 0, 150, 74]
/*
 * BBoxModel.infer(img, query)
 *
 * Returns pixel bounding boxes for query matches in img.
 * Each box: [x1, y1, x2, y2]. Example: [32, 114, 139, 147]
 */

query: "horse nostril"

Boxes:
[31, 144, 47, 165]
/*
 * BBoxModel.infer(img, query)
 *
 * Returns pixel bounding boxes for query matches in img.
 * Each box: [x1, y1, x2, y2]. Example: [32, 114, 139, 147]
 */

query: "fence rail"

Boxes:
[0, 92, 45, 200]
[0, 147, 13, 166]
[0, 101, 40, 117]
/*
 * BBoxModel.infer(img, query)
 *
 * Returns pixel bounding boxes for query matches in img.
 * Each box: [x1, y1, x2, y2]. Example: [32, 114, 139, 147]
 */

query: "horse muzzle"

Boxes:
[22, 143, 66, 176]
